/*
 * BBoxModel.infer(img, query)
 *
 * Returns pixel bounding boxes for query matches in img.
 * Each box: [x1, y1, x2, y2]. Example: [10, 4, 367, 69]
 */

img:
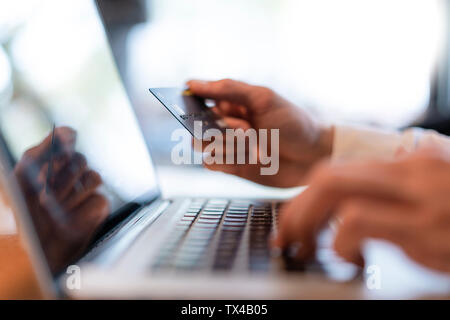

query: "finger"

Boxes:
[187, 79, 256, 106]
[394, 147, 408, 159]
[192, 116, 251, 153]
[204, 117, 252, 159]
[274, 161, 412, 257]
[414, 144, 450, 161]
[215, 100, 248, 119]
[37, 153, 72, 185]
[48, 152, 87, 201]
[223, 117, 252, 130]
[271, 192, 316, 258]
[213, 101, 232, 116]
[62, 170, 102, 211]
[203, 161, 241, 176]
[334, 199, 450, 273]
[333, 198, 415, 266]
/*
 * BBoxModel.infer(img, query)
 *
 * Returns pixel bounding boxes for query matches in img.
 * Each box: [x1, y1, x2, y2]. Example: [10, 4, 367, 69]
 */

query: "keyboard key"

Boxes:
[199, 215, 222, 220]
[226, 213, 248, 217]
[224, 216, 247, 221]
[201, 211, 224, 216]
[177, 220, 193, 225]
[197, 218, 220, 224]
[184, 212, 198, 218]
[222, 226, 245, 231]
[186, 233, 214, 240]
[152, 198, 281, 273]
[228, 209, 249, 213]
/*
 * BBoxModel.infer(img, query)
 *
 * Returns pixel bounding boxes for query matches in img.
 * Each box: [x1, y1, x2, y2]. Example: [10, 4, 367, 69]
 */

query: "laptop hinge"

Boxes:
[79, 199, 171, 266]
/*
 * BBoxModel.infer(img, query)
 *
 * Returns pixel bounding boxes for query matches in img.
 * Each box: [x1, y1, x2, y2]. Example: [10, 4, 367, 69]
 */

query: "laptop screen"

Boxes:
[0, 0, 159, 272]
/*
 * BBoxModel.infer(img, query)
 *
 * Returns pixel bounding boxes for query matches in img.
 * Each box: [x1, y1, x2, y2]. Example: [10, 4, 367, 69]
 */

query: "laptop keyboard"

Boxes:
[152, 199, 281, 273]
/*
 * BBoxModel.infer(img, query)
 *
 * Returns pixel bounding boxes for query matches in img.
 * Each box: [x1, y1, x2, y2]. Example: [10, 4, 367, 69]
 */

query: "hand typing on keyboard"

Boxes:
[274, 150, 450, 274]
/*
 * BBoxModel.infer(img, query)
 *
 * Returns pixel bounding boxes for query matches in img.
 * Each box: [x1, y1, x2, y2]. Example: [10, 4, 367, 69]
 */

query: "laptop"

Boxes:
[0, 0, 358, 299]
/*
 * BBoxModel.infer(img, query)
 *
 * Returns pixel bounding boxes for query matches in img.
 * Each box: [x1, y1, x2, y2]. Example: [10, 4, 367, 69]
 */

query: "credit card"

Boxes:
[149, 87, 227, 139]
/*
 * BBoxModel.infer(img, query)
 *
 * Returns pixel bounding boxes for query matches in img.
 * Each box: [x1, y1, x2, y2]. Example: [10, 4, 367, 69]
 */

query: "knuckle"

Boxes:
[255, 87, 275, 106]
[73, 152, 87, 168]
[85, 170, 102, 188]
[217, 78, 233, 89]
[89, 193, 109, 214]
[90, 170, 102, 185]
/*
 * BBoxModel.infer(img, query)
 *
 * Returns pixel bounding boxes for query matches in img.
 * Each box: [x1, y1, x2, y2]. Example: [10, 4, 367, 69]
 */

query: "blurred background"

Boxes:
[0, 0, 449, 168]
[1, 1, 450, 296]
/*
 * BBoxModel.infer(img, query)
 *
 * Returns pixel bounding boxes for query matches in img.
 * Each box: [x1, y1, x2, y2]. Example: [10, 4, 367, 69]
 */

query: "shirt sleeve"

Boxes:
[332, 124, 450, 162]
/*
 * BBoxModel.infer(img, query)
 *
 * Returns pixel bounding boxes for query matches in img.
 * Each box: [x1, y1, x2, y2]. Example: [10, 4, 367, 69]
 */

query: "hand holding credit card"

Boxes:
[149, 87, 228, 139]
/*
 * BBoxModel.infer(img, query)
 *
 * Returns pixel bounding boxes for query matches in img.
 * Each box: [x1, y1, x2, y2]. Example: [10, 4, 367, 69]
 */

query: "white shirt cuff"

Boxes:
[332, 124, 420, 162]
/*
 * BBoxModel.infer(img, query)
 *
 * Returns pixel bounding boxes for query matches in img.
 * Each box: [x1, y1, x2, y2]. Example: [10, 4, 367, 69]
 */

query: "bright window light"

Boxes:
[128, 0, 445, 128]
